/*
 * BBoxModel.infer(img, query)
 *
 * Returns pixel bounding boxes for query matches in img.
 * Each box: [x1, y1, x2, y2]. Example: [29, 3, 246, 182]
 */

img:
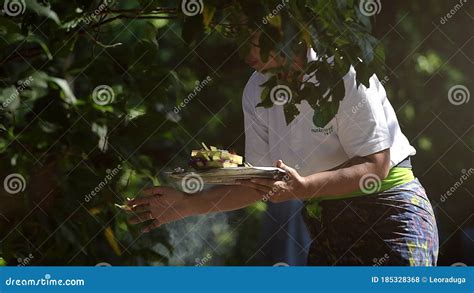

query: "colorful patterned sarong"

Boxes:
[303, 178, 439, 266]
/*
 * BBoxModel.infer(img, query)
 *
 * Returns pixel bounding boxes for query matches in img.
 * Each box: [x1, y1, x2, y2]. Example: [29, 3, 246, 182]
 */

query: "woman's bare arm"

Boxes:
[126, 184, 262, 232]
[127, 149, 390, 232]
[238, 149, 391, 203]
[185, 184, 263, 215]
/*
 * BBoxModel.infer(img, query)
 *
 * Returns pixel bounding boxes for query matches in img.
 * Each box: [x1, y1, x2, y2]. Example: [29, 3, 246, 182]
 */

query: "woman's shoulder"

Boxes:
[242, 71, 271, 104]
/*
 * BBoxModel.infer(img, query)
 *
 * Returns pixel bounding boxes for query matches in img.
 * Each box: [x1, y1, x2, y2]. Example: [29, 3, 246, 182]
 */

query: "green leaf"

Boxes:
[47, 77, 77, 105]
[373, 42, 385, 63]
[313, 99, 339, 128]
[0, 18, 23, 46]
[0, 87, 21, 111]
[91, 123, 108, 153]
[256, 86, 273, 108]
[357, 34, 378, 63]
[283, 102, 300, 125]
[27, 0, 60, 25]
[25, 34, 52, 60]
[354, 62, 371, 88]
[203, 5, 216, 27]
[354, 3, 372, 31]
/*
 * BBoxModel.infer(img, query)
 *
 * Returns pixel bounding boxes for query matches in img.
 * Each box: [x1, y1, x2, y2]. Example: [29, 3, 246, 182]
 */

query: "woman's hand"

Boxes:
[238, 160, 309, 203]
[126, 186, 192, 233]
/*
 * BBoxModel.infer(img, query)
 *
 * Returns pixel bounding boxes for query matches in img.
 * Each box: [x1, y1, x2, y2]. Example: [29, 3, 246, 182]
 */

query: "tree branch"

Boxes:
[92, 14, 177, 29]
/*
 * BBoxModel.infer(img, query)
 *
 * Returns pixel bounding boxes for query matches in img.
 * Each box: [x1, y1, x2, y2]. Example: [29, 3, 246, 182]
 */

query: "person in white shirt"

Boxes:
[127, 31, 439, 266]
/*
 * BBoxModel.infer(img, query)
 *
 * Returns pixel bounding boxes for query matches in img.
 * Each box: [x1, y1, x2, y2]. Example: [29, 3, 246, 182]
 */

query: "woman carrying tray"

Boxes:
[127, 32, 439, 266]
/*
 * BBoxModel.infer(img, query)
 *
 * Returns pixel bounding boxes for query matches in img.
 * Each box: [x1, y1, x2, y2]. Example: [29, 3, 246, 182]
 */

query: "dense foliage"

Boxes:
[0, 0, 471, 265]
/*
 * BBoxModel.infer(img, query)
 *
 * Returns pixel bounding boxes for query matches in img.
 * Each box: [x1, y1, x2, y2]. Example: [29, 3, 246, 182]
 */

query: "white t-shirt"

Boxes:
[242, 58, 416, 176]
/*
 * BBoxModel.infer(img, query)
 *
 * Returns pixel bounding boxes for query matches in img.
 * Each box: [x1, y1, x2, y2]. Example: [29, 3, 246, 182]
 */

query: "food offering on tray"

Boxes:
[165, 143, 287, 185]
[189, 143, 244, 169]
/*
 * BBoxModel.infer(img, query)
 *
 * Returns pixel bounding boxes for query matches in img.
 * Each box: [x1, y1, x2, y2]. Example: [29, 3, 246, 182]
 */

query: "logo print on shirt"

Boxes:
[311, 125, 334, 135]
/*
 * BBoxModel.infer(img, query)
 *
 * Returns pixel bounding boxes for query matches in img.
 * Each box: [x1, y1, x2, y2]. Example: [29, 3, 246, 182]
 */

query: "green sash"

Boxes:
[305, 167, 415, 220]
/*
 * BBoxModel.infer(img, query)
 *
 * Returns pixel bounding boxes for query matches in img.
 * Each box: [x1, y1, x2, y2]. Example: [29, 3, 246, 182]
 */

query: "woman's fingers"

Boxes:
[249, 178, 276, 187]
[132, 204, 150, 213]
[127, 195, 154, 207]
[127, 195, 168, 208]
[142, 219, 161, 233]
[276, 160, 298, 178]
[128, 211, 154, 224]
[238, 180, 273, 194]
[143, 186, 166, 196]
